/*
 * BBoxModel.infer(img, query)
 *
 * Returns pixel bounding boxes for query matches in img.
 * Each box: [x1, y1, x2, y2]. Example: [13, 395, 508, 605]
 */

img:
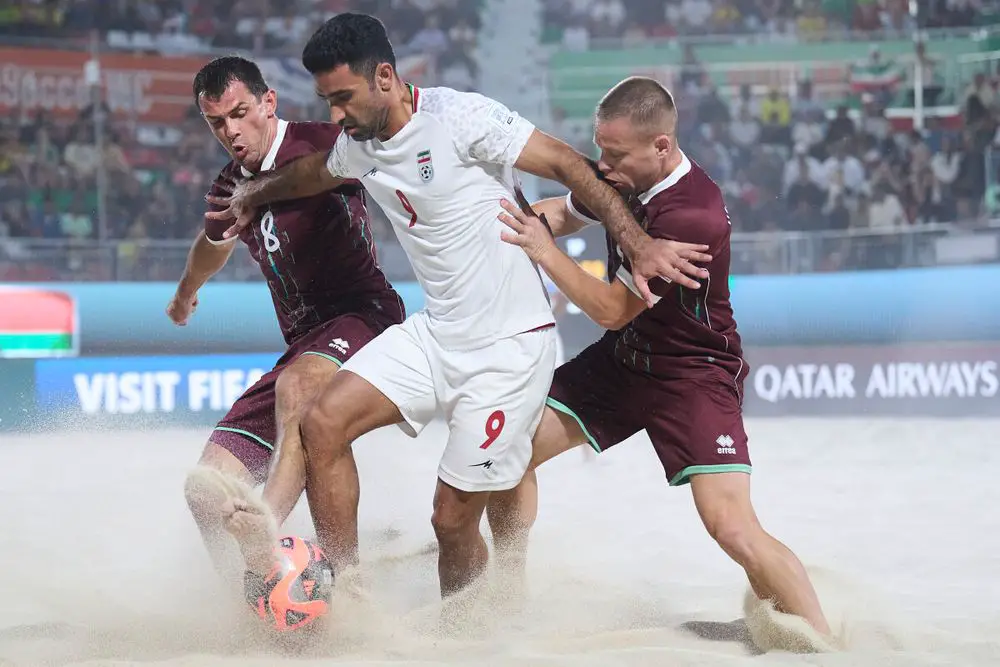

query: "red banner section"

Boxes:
[0, 287, 78, 358]
[0, 47, 211, 123]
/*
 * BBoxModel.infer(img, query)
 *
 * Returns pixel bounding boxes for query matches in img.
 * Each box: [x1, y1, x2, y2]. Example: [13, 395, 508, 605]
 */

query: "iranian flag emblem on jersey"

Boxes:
[417, 149, 434, 183]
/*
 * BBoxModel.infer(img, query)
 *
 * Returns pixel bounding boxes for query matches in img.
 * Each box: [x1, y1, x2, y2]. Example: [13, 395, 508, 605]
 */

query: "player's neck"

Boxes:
[643, 149, 684, 195]
[378, 80, 415, 141]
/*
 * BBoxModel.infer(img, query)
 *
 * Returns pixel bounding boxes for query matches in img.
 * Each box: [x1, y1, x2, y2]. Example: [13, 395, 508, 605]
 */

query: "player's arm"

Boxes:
[498, 200, 645, 330]
[178, 230, 235, 293]
[454, 94, 708, 300]
[513, 131, 709, 302]
[528, 196, 588, 238]
[205, 141, 349, 240]
[167, 230, 234, 326]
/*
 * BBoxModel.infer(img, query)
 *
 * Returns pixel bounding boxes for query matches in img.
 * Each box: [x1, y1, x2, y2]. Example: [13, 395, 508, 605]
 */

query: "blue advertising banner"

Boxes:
[4, 282, 426, 355]
[5, 264, 1000, 356]
[34, 353, 281, 422]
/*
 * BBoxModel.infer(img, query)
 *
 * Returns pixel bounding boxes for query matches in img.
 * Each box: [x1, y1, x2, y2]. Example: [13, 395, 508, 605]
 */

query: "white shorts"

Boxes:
[340, 310, 557, 492]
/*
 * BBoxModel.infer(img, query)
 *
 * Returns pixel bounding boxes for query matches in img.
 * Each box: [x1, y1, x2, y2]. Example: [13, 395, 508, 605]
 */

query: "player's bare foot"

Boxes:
[184, 465, 239, 522]
[224, 499, 279, 574]
[743, 589, 839, 653]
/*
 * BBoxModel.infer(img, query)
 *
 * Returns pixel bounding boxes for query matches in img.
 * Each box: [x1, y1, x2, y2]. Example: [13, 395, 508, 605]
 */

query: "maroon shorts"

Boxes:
[211, 313, 389, 484]
[547, 334, 751, 486]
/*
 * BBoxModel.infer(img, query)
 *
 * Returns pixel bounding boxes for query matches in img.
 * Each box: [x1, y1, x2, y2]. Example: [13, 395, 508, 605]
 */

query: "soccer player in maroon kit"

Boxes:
[497, 76, 836, 651]
[166, 56, 404, 583]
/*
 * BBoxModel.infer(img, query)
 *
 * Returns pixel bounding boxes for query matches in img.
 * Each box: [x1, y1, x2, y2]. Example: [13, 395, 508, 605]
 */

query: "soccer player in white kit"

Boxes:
[206, 13, 710, 598]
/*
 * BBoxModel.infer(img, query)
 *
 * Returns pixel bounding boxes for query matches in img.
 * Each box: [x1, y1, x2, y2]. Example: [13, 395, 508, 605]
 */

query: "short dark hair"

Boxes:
[301, 12, 396, 82]
[596, 76, 676, 134]
[192, 55, 269, 105]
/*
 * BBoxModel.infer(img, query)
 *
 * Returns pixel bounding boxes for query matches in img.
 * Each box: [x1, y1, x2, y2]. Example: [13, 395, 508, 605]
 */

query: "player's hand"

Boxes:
[166, 290, 198, 326]
[498, 198, 557, 263]
[204, 178, 258, 240]
[630, 237, 713, 306]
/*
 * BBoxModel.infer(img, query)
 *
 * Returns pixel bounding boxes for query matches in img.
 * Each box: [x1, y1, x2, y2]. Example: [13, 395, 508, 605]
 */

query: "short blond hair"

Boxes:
[596, 76, 676, 135]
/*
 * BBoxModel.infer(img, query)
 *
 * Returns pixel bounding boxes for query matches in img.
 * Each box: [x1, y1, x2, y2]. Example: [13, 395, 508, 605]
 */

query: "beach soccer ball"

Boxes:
[244, 535, 334, 632]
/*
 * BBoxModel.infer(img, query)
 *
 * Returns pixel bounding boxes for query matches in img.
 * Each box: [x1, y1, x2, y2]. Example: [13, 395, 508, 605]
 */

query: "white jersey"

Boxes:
[325, 85, 554, 351]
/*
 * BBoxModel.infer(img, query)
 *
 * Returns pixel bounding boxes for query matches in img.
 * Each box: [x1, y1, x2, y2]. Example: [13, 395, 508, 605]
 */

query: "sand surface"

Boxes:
[0, 417, 997, 666]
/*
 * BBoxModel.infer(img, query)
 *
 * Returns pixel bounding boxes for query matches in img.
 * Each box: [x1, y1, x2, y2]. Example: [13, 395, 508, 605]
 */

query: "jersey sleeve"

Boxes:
[324, 131, 356, 179]
[428, 90, 535, 167]
[203, 170, 238, 245]
[565, 192, 601, 226]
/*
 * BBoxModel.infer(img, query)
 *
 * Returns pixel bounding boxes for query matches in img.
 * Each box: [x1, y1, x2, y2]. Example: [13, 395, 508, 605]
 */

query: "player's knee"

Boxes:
[274, 367, 308, 409]
[275, 361, 330, 413]
[183, 475, 216, 524]
[300, 393, 350, 463]
[431, 498, 478, 545]
[703, 508, 762, 567]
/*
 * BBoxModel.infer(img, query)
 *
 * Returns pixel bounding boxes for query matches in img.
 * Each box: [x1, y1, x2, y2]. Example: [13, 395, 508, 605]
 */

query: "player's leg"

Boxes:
[184, 441, 259, 581]
[688, 471, 831, 640]
[253, 314, 392, 525]
[484, 468, 535, 576]
[434, 327, 557, 597]
[431, 480, 492, 596]
[484, 405, 587, 572]
[260, 353, 338, 522]
[299, 370, 404, 571]
[485, 336, 632, 581]
[222, 353, 338, 573]
[184, 366, 280, 583]
[300, 318, 438, 572]
[652, 375, 832, 644]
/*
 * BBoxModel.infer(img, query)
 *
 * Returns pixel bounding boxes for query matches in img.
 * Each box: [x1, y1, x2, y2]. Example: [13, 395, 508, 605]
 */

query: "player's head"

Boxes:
[193, 56, 277, 171]
[593, 77, 678, 194]
[302, 13, 397, 142]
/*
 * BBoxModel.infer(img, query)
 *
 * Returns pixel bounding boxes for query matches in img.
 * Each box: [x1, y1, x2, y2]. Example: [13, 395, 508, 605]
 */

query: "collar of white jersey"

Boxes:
[240, 118, 288, 178]
[407, 83, 422, 113]
[638, 151, 691, 205]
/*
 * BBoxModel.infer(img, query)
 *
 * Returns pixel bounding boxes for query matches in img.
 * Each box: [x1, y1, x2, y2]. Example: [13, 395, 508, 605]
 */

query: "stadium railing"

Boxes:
[2, 221, 997, 282]
[0, 237, 418, 283]
[729, 219, 1000, 274]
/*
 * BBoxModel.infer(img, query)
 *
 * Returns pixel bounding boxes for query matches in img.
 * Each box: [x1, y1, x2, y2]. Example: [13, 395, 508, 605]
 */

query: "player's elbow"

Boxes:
[594, 300, 633, 331]
[597, 312, 631, 331]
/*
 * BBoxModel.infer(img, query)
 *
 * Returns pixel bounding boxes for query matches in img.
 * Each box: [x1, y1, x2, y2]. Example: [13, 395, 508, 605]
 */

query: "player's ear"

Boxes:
[262, 89, 278, 117]
[375, 63, 394, 92]
[653, 133, 672, 157]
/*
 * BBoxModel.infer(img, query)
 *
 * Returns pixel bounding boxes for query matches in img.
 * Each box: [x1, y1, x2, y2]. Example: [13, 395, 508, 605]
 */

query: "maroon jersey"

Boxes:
[570, 154, 746, 382]
[205, 120, 404, 345]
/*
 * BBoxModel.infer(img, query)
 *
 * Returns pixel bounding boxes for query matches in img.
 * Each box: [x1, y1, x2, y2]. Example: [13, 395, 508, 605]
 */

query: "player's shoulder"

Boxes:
[644, 154, 730, 240]
[284, 120, 343, 148]
[646, 155, 725, 219]
[418, 87, 515, 130]
[276, 120, 344, 167]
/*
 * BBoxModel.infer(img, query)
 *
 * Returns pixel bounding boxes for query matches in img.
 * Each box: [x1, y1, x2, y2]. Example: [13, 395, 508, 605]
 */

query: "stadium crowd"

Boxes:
[0, 0, 997, 278]
[545, 0, 991, 45]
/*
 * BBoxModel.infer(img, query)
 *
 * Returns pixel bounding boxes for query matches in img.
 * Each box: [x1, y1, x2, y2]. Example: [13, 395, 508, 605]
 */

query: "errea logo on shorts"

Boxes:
[328, 338, 350, 355]
[716, 434, 736, 455]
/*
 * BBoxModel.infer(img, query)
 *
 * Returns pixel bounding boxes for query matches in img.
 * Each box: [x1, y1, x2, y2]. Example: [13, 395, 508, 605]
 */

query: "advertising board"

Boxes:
[3, 341, 992, 435]
[0, 47, 209, 123]
[6, 264, 1000, 356]
[30, 353, 281, 430]
[743, 343, 999, 417]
